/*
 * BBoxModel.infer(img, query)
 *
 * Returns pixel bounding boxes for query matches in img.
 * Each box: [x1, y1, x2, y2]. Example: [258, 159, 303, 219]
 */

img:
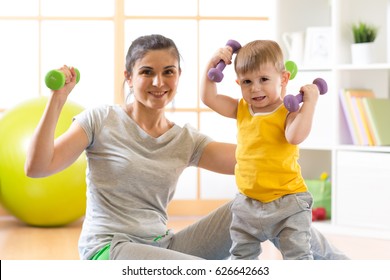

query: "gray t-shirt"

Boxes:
[74, 105, 213, 259]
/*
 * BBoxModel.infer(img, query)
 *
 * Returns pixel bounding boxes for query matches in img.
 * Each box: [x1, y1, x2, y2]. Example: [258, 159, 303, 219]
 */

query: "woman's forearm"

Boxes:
[24, 94, 66, 177]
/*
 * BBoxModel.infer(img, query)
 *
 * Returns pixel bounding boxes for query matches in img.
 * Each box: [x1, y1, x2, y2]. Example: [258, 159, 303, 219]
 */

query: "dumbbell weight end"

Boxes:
[45, 68, 80, 90]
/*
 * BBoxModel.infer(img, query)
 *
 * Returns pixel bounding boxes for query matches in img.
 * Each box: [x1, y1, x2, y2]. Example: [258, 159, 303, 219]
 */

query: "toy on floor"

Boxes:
[309, 172, 332, 221]
[312, 207, 327, 221]
[0, 97, 86, 226]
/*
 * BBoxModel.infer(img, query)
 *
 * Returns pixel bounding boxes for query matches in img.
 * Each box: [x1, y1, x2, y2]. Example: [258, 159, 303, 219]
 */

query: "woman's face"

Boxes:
[126, 49, 181, 110]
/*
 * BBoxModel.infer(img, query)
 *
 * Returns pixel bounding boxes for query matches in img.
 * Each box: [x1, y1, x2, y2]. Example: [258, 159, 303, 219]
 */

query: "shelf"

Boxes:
[298, 67, 333, 72]
[336, 63, 390, 70]
[336, 145, 390, 153]
[279, 0, 390, 239]
[300, 146, 333, 151]
[313, 221, 390, 240]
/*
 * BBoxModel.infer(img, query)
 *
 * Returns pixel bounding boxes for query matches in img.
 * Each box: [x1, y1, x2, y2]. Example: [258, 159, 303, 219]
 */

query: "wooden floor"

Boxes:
[1, 215, 390, 260]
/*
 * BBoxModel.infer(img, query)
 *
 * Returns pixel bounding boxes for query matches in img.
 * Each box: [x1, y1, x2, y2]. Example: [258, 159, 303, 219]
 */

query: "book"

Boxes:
[339, 89, 359, 144]
[339, 89, 375, 145]
[354, 97, 375, 146]
[362, 98, 390, 146]
[350, 97, 370, 145]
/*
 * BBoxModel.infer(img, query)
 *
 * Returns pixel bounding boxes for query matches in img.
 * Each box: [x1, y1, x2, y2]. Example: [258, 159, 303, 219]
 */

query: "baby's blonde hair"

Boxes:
[234, 40, 285, 76]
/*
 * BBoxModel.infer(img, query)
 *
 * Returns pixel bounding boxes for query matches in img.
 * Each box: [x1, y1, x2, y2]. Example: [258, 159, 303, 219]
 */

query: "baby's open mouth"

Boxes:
[252, 96, 266, 101]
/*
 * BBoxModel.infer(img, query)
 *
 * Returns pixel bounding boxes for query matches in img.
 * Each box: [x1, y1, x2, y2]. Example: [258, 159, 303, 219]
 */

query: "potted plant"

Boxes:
[350, 22, 379, 64]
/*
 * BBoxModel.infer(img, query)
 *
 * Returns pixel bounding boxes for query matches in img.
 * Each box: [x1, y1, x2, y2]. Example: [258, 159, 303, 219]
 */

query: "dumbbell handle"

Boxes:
[283, 78, 328, 112]
[208, 39, 241, 83]
[45, 68, 80, 90]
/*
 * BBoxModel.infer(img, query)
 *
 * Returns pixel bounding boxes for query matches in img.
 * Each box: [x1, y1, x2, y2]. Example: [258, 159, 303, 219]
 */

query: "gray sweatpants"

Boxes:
[110, 200, 348, 260]
[230, 192, 313, 260]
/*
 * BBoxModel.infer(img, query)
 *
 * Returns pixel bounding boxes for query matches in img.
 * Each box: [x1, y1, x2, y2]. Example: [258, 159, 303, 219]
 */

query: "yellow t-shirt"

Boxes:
[235, 99, 307, 203]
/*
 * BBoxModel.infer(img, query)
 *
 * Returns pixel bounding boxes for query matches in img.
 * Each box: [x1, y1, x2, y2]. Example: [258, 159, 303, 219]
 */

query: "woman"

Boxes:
[25, 34, 347, 260]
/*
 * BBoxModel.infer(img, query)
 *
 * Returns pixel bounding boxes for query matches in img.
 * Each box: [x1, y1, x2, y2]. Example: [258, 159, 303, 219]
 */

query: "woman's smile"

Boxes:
[149, 91, 168, 98]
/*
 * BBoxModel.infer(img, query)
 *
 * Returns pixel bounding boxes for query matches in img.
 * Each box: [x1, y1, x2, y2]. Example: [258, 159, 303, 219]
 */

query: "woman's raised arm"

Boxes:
[25, 67, 88, 178]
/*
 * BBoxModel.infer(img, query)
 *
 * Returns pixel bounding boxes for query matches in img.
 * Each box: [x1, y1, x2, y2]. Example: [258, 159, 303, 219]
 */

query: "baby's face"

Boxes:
[236, 63, 286, 113]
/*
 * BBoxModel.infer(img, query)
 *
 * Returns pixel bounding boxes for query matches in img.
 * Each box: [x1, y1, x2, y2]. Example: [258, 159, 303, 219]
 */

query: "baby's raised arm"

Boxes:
[285, 83, 320, 145]
[200, 47, 239, 119]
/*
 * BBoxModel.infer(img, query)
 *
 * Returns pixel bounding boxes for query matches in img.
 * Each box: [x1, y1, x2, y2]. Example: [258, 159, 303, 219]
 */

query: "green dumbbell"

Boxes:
[45, 68, 80, 90]
[285, 60, 298, 80]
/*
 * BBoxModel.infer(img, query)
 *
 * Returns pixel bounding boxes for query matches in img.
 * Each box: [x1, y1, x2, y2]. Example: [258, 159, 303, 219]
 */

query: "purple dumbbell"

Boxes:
[208, 39, 242, 83]
[283, 78, 328, 112]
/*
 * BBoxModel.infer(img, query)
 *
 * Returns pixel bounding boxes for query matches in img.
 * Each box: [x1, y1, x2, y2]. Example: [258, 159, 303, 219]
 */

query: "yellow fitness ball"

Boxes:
[0, 97, 86, 227]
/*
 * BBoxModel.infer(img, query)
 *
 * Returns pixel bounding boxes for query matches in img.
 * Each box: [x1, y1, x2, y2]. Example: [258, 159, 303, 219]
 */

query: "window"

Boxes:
[0, 0, 114, 109]
[0, 0, 276, 210]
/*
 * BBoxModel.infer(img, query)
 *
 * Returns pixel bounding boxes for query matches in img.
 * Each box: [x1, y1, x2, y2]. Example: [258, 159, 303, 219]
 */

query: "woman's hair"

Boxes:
[125, 34, 181, 78]
[234, 40, 285, 76]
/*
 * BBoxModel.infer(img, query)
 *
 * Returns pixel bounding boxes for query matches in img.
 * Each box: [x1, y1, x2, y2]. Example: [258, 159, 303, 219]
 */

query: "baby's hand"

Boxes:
[210, 46, 234, 68]
[300, 84, 320, 105]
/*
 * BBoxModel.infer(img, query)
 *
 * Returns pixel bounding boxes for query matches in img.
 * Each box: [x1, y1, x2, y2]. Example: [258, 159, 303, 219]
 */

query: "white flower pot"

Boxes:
[351, 42, 376, 64]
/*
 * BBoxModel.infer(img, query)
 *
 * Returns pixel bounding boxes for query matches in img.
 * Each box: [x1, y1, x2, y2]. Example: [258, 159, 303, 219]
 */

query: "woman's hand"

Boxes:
[52, 65, 79, 102]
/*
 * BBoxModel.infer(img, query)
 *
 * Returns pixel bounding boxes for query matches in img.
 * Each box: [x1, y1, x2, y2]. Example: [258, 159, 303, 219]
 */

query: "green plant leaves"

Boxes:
[352, 22, 378, 43]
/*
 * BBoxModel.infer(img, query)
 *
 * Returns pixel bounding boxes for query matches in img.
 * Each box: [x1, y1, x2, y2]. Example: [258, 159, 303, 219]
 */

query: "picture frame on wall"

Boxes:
[303, 26, 332, 68]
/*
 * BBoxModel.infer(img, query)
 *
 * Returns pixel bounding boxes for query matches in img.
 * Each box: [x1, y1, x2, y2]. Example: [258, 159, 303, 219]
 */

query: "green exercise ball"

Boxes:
[0, 97, 86, 227]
